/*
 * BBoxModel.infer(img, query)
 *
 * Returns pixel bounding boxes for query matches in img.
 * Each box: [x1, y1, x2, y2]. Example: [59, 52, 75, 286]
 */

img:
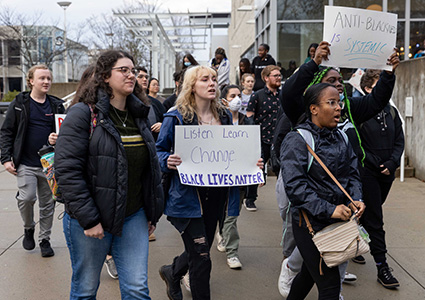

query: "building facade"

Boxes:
[255, 0, 425, 71]
[228, 0, 256, 83]
[0, 25, 88, 98]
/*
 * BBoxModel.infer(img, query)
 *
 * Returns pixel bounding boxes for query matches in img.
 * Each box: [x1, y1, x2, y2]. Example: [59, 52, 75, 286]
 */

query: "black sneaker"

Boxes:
[40, 239, 55, 257]
[159, 265, 182, 300]
[377, 263, 400, 289]
[352, 255, 366, 264]
[23, 228, 35, 250]
[104, 257, 118, 279]
[243, 198, 257, 212]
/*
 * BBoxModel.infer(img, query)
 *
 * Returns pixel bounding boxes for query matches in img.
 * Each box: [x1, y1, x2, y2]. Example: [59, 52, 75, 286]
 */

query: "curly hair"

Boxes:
[360, 69, 380, 94]
[73, 50, 147, 107]
[175, 65, 225, 123]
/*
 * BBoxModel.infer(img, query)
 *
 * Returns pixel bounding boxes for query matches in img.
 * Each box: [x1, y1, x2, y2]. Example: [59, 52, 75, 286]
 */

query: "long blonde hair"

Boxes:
[175, 65, 225, 123]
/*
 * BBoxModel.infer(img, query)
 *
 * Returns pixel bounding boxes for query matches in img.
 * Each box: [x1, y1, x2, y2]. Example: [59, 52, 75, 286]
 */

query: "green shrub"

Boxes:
[2, 90, 20, 102]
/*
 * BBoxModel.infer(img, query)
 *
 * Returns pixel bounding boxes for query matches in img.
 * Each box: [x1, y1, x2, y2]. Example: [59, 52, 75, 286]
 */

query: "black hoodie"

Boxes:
[251, 54, 276, 91]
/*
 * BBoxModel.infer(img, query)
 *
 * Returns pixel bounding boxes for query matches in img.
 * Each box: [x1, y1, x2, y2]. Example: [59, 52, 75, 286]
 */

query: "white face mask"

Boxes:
[227, 96, 242, 112]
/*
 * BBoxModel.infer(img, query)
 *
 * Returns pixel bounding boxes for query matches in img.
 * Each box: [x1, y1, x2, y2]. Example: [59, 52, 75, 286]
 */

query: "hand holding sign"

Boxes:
[313, 41, 331, 66]
[175, 125, 264, 187]
[386, 48, 400, 74]
[322, 6, 397, 71]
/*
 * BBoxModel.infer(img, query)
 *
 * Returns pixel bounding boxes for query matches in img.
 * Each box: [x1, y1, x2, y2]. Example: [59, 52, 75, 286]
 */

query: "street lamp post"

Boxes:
[57, 1, 72, 83]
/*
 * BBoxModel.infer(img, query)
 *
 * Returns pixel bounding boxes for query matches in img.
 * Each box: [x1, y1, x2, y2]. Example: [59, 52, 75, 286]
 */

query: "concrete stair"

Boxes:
[396, 155, 415, 178]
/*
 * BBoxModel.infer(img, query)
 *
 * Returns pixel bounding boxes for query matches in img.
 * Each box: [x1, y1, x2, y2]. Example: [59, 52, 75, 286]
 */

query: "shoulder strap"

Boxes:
[337, 129, 349, 145]
[296, 129, 314, 172]
[389, 105, 396, 121]
[304, 142, 358, 211]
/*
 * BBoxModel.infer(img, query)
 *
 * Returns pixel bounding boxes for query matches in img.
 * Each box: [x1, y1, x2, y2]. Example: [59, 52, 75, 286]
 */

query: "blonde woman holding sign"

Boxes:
[156, 65, 262, 300]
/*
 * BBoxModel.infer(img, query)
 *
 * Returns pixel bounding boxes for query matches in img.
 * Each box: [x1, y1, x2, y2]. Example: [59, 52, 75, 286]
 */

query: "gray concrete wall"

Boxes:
[392, 57, 425, 181]
[228, 0, 255, 84]
[50, 82, 78, 99]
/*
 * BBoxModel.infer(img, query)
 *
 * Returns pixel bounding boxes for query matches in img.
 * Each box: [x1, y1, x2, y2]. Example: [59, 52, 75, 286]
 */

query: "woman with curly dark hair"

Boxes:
[55, 50, 164, 299]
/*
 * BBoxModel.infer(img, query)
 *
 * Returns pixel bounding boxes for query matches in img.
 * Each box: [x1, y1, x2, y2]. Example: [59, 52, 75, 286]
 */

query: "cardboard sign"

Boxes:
[348, 68, 366, 95]
[55, 114, 66, 133]
[322, 6, 397, 71]
[174, 125, 264, 187]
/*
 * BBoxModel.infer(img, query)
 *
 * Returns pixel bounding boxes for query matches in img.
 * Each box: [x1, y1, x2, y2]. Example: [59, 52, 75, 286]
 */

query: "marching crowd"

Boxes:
[0, 39, 403, 300]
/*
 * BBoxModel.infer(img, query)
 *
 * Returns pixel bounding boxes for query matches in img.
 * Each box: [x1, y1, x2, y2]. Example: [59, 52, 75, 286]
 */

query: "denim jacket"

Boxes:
[156, 108, 240, 218]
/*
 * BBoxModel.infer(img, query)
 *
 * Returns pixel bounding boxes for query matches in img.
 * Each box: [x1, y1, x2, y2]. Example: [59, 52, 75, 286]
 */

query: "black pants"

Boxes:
[287, 219, 341, 300]
[360, 174, 393, 264]
[169, 187, 227, 300]
[246, 142, 272, 202]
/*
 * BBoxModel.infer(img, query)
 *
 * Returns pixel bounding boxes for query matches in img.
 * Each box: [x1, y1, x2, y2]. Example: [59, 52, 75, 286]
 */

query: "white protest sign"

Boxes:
[322, 6, 397, 71]
[174, 125, 264, 187]
[55, 114, 66, 133]
[348, 68, 366, 95]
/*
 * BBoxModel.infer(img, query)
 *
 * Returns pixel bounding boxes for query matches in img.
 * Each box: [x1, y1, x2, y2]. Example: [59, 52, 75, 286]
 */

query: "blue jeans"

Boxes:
[63, 208, 151, 300]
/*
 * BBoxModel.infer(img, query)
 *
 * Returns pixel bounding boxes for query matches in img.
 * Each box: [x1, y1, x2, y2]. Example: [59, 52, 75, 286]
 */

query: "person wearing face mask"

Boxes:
[215, 85, 254, 270]
[182, 53, 199, 70]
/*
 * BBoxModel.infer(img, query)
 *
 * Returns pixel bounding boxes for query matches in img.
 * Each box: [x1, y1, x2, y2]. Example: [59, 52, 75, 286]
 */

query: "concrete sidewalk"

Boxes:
[0, 170, 424, 299]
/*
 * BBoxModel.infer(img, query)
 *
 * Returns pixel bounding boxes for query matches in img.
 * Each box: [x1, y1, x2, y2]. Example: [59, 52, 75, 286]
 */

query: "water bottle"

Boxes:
[358, 224, 371, 243]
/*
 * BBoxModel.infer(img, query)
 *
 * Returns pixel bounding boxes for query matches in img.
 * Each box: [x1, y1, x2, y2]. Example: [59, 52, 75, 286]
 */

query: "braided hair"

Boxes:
[306, 67, 366, 164]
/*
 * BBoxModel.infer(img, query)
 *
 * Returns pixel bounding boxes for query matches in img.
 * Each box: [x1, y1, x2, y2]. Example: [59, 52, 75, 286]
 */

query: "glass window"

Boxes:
[410, 21, 425, 58]
[333, 0, 382, 10]
[7, 40, 20, 65]
[396, 22, 406, 60]
[277, 0, 327, 20]
[277, 23, 323, 72]
[388, 0, 405, 19]
[38, 37, 52, 63]
[411, 0, 425, 18]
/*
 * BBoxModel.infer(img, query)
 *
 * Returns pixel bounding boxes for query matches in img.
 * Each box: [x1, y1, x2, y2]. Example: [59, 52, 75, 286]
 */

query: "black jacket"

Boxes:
[360, 104, 404, 181]
[55, 90, 164, 236]
[280, 120, 362, 231]
[1, 92, 64, 167]
[163, 93, 177, 111]
[251, 54, 276, 91]
[270, 109, 292, 173]
[280, 59, 396, 162]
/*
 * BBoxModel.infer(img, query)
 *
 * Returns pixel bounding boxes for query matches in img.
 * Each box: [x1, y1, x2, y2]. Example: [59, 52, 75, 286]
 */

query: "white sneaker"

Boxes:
[227, 256, 242, 269]
[339, 294, 344, 300]
[278, 258, 298, 298]
[181, 272, 191, 292]
[343, 271, 357, 283]
[216, 231, 226, 252]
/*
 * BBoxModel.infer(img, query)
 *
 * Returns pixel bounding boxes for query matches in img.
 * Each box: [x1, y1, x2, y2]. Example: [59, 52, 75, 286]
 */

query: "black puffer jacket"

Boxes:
[280, 120, 362, 231]
[55, 90, 164, 236]
[1, 92, 64, 167]
[280, 59, 396, 163]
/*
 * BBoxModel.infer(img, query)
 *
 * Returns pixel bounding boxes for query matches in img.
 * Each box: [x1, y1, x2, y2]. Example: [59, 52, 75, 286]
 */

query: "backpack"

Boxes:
[297, 128, 348, 172]
[38, 104, 97, 203]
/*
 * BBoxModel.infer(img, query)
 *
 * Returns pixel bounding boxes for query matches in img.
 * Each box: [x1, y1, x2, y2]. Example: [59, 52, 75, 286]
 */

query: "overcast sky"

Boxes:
[4, 0, 231, 26]
[3, 0, 231, 61]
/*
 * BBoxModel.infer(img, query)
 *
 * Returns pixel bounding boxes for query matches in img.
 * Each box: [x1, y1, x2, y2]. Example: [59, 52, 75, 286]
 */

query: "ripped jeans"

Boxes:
[168, 187, 227, 300]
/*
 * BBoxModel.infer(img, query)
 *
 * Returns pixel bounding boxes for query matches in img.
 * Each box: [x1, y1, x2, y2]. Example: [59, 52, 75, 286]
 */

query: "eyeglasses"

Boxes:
[322, 100, 345, 110]
[269, 74, 282, 78]
[111, 66, 139, 77]
[138, 74, 149, 80]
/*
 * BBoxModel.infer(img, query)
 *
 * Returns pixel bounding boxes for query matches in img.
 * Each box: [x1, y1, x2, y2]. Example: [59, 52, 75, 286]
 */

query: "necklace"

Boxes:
[112, 105, 128, 127]
[199, 114, 214, 125]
